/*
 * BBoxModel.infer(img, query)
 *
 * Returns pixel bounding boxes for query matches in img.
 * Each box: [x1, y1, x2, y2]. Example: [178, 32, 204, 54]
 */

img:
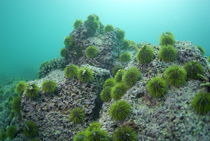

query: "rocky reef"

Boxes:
[1, 15, 210, 141]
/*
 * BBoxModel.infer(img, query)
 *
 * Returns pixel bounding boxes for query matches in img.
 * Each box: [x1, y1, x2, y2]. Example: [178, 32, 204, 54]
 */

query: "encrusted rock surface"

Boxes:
[100, 79, 210, 141]
[71, 29, 122, 70]
[176, 41, 207, 65]
[99, 42, 210, 141]
[128, 41, 209, 80]
[38, 58, 68, 78]
[21, 66, 110, 141]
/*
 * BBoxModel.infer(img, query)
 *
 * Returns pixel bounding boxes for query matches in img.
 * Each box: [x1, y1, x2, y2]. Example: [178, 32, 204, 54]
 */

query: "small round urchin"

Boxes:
[74, 20, 83, 29]
[41, 80, 57, 94]
[86, 128, 110, 141]
[15, 81, 27, 95]
[64, 36, 74, 47]
[112, 126, 138, 141]
[122, 67, 141, 88]
[111, 82, 128, 100]
[60, 48, 68, 58]
[78, 67, 94, 82]
[69, 107, 85, 124]
[87, 122, 102, 131]
[105, 24, 114, 32]
[109, 100, 132, 121]
[73, 131, 86, 141]
[197, 46, 205, 56]
[0, 129, 7, 140]
[122, 40, 130, 50]
[85, 14, 100, 36]
[116, 29, 125, 40]
[11, 96, 21, 114]
[146, 76, 168, 98]
[164, 65, 187, 87]
[208, 56, 210, 62]
[23, 120, 39, 138]
[87, 14, 99, 21]
[120, 52, 131, 63]
[100, 87, 112, 102]
[137, 45, 154, 65]
[192, 92, 210, 115]
[64, 64, 79, 79]
[184, 61, 204, 80]
[103, 78, 115, 88]
[158, 45, 177, 62]
[115, 69, 125, 83]
[25, 83, 39, 99]
[112, 65, 124, 76]
[85, 46, 99, 58]
[6, 126, 17, 139]
[160, 32, 175, 46]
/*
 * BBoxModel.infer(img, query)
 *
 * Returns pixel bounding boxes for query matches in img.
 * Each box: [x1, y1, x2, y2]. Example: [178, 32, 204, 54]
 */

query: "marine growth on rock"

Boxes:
[4, 15, 210, 141]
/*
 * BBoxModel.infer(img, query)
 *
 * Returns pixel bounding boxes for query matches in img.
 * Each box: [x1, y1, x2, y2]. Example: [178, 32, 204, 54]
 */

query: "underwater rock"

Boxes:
[62, 17, 136, 70]
[176, 41, 208, 66]
[99, 42, 210, 141]
[100, 79, 210, 140]
[127, 41, 209, 80]
[38, 58, 68, 78]
[71, 30, 120, 69]
[21, 66, 110, 140]
[6, 15, 210, 141]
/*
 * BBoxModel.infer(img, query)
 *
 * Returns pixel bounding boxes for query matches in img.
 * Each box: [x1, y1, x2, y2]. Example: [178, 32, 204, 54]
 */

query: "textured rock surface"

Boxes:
[71, 29, 122, 70]
[100, 79, 210, 141]
[99, 42, 210, 141]
[38, 58, 68, 78]
[128, 41, 209, 80]
[21, 67, 110, 141]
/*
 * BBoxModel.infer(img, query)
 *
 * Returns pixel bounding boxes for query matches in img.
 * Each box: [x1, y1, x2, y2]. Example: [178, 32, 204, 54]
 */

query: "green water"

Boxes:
[0, 0, 210, 84]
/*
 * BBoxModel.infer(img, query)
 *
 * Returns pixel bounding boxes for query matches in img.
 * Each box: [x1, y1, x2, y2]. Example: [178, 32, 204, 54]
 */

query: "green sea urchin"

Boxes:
[41, 80, 57, 94]
[122, 67, 141, 88]
[184, 61, 204, 80]
[109, 100, 132, 121]
[160, 32, 175, 46]
[146, 76, 168, 98]
[78, 67, 94, 83]
[137, 45, 154, 64]
[64, 64, 79, 79]
[111, 82, 128, 100]
[112, 126, 137, 141]
[192, 92, 210, 115]
[69, 107, 85, 124]
[85, 46, 99, 58]
[159, 45, 177, 62]
[15, 81, 27, 95]
[164, 65, 187, 87]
